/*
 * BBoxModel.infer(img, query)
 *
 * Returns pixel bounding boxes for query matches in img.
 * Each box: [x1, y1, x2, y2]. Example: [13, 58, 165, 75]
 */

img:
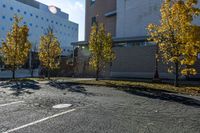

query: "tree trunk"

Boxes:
[47, 68, 50, 80]
[31, 69, 34, 78]
[174, 62, 179, 87]
[12, 69, 15, 79]
[96, 65, 99, 81]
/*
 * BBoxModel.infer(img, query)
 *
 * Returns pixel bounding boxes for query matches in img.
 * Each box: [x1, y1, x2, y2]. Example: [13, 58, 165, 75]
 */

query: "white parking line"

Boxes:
[2, 108, 76, 133]
[0, 101, 25, 107]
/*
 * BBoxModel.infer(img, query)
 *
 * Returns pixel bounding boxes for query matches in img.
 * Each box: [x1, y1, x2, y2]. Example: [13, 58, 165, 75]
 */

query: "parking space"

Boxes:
[0, 97, 83, 133]
[0, 100, 74, 132]
[0, 81, 200, 133]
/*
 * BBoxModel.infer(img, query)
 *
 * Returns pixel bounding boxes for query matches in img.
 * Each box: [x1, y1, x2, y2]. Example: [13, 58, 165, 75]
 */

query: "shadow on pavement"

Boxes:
[48, 81, 95, 96]
[113, 84, 200, 108]
[49, 81, 200, 107]
[0, 79, 40, 96]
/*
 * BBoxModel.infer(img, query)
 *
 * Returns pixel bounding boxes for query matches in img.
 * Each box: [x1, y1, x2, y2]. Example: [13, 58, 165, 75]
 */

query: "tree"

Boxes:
[39, 27, 61, 80]
[1, 15, 31, 79]
[89, 23, 115, 81]
[147, 0, 200, 86]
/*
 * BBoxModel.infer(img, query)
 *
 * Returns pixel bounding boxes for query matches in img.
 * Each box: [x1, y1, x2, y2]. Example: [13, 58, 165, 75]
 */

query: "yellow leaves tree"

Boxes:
[1, 15, 31, 79]
[147, 0, 200, 86]
[89, 23, 115, 81]
[39, 27, 61, 79]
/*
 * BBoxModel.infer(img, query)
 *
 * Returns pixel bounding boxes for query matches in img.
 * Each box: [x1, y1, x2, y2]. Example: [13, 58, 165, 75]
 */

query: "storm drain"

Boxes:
[53, 104, 72, 109]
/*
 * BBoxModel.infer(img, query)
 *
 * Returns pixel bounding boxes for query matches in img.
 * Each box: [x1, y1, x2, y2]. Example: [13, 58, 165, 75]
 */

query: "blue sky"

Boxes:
[36, 0, 85, 41]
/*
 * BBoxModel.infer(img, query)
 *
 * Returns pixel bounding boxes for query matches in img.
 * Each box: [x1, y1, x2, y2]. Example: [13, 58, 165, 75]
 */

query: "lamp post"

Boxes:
[72, 45, 76, 77]
[72, 45, 79, 77]
[153, 43, 160, 82]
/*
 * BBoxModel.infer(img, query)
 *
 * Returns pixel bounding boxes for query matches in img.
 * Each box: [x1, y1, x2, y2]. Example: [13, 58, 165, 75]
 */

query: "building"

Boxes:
[0, 0, 78, 55]
[72, 0, 117, 77]
[73, 0, 200, 79]
[112, 0, 166, 78]
[85, 0, 116, 40]
[0, 0, 78, 78]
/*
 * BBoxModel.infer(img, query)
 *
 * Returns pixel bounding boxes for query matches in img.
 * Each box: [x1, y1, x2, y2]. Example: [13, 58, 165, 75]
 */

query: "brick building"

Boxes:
[72, 0, 200, 79]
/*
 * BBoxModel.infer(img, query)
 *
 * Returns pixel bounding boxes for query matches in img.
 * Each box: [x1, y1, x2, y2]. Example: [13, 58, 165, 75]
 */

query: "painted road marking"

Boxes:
[2, 108, 76, 133]
[53, 104, 72, 109]
[0, 101, 25, 107]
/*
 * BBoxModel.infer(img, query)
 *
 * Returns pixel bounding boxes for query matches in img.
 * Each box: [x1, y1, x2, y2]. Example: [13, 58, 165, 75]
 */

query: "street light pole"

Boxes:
[72, 45, 76, 77]
[153, 43, 160, 82]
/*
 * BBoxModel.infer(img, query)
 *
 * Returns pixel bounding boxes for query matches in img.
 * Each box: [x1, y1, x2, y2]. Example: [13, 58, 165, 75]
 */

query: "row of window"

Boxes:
[1, 4, 77, 31]
[1, 15, 77, 34]
[1, 25, 76, 37]
[115, 42, 155, 47]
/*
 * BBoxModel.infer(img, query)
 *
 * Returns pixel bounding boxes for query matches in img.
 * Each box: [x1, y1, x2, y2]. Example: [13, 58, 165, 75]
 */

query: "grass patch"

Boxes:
[72, 80, 200, 96]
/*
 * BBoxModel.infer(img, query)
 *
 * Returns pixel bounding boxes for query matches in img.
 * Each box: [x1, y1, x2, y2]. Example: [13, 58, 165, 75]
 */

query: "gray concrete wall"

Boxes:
[74, 44, 200, 79]
[74, 47, 111, 78]
[0, 69, 39, 78]
[111, 45, 174, 79]
[116, 0, 200, 38]
[116, 0, 162, 38]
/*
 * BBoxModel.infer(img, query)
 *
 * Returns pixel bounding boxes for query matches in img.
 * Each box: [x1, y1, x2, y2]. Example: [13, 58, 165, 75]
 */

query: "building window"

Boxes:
[29, 23, 32, 26]
[10, 18, 13, 21]
[91, 16, 96, 25]
[10, 7, 13, 10]
[23, 22, 27, 25]
[46, 18, 49, 22]
[90, 0, 96, 6]
[2, 4, 6, 8]
[24, 11, 27, 15]
[41, 17, 44, 20]
[17, 9, 20, 13]
[30, 13, 33, 16]
[2, 16, 6, 19]
[36, 15, 39, 18]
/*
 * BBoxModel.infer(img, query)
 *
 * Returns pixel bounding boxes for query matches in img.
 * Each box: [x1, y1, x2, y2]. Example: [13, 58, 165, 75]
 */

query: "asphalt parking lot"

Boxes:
[0, 80, 200, 133]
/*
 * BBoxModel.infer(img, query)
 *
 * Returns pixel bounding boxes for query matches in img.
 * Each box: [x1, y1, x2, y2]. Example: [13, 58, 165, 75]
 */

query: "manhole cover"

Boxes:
[53, 104, 72, 109]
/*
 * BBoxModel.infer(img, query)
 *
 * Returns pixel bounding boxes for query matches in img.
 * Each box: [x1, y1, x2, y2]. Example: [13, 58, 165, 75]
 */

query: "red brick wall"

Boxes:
[85, 0, 116, 40]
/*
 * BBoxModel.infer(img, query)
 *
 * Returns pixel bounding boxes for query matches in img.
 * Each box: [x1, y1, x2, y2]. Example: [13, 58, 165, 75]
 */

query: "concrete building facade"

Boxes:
[0, 0, 78, 55]
[73, 0, 200, 79]
[116, 0, 162, 38]
[111, 0, 166, 78]
[0, 0, 78, 78]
